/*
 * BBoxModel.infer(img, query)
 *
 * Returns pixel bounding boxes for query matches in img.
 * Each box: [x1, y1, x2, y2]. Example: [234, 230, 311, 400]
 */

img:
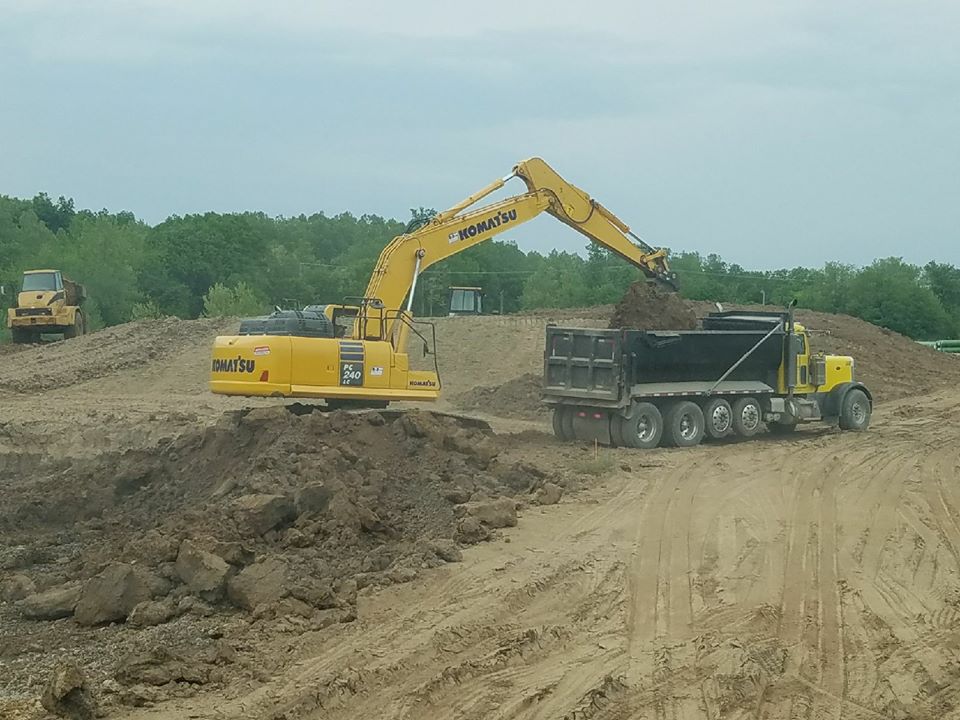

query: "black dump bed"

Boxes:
[544, 312, 788, 403]
[238, 310, 334, 338]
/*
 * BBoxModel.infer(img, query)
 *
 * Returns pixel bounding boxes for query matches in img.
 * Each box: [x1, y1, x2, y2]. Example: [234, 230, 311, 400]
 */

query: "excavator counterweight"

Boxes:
[210, 157, 675, 404]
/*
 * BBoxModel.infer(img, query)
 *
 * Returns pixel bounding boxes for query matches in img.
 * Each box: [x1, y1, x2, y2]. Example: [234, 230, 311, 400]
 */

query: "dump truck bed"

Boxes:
[543, 317, 786, 405]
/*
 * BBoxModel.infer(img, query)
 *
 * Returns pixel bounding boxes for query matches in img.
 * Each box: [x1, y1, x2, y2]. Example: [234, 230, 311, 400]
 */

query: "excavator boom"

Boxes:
[365, 157, 674, 319]
[210, 157, 675, 403]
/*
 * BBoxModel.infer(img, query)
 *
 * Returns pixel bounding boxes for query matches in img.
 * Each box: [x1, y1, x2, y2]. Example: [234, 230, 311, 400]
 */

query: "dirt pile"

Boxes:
[0, 317, 234, 394]
[0, 407, 552, 708]
[454, 373, 548, 420]
[609, 281, 698, 330]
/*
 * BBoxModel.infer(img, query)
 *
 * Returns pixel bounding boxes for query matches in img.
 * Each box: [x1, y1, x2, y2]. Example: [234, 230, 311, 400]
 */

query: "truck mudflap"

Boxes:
[822, 382, 873, 417]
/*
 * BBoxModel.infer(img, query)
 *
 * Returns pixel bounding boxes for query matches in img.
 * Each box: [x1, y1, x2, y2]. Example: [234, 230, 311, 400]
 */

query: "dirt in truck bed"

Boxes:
[3, 307, 960, 719]
[609, 280, 698, 330]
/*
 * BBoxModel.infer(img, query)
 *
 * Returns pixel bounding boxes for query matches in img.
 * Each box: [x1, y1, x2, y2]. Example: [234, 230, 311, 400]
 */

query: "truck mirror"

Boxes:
[422, 341, 430, 357]
[0, 285, 5, 296]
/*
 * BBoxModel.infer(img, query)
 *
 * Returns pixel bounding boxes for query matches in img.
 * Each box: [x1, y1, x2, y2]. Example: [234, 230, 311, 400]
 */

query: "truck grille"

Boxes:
[15, 308, 52, 317]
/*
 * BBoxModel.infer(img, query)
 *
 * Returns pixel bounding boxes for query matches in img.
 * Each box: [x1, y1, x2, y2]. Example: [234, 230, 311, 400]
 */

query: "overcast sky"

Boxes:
[1, 0, 957, 268]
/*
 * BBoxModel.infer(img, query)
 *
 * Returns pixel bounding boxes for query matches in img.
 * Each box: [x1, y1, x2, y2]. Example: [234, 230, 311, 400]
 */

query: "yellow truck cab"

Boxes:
[7, 269, 87, 343]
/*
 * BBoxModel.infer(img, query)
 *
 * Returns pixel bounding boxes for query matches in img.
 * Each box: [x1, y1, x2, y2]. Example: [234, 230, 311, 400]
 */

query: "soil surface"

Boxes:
[2, 308, 960, 720]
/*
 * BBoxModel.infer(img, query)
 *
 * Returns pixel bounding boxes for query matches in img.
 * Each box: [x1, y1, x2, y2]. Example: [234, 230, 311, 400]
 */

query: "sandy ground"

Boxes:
[3, 309, 960, 719]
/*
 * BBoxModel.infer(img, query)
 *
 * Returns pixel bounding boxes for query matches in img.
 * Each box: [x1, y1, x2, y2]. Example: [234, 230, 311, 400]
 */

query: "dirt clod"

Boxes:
[74, 562, 152, 626]
[41, 662, 96, 720]
[175, 540, 232, 600]
[18, 583, 82, 620]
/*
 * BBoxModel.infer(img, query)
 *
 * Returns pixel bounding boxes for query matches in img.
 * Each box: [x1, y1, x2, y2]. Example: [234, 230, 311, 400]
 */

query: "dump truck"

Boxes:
[7, 269, 87, 343]
[544, 308, 872, 448]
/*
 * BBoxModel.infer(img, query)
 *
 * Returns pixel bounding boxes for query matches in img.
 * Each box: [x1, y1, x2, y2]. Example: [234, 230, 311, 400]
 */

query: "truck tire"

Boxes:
[701, 397, 733, 440]
[11, 327, 31, 344]
[614, 402, 663, 449]
[552, 406, 575, 441]
[731, 397, 762, 437]
[839, 389, 871, 431]
[663, 401, 705, 448]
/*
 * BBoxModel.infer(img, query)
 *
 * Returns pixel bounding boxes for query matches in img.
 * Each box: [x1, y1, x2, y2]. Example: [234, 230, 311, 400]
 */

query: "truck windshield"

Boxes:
[22, 272, 58, 292]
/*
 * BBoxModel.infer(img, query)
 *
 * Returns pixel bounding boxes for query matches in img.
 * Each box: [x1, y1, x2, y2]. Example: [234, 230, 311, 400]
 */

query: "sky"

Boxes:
[1, 0, 958, 269]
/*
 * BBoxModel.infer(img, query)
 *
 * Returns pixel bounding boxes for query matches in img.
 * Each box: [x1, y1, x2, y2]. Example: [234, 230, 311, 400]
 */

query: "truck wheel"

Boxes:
[663, 401, 705, 448]
[11, 327, 29, 344]
[839, 389, 871, 431]
[731, 397, 762, 437]
[615, 402, 663, 449]
[701, 397, 733, 440]
[552, 406, 575, 441]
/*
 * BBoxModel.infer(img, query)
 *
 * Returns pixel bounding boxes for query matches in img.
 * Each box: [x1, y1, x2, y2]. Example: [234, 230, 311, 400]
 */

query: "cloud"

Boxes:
[0, 0, 958, 267]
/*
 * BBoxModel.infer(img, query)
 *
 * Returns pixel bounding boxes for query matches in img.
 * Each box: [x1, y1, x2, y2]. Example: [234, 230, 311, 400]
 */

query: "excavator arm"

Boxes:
[362, 157, 675, 344]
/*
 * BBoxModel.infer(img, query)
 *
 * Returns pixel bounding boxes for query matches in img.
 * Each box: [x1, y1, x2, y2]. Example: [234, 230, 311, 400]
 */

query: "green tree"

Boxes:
[203, 281, 265, 317]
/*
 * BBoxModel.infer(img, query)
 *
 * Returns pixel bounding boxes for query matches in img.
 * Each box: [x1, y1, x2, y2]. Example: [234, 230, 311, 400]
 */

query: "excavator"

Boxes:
[209, 157, 676, 404]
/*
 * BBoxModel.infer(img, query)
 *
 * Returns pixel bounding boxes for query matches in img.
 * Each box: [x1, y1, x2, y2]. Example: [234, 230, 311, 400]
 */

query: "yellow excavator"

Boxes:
[210, 157, 675, 405]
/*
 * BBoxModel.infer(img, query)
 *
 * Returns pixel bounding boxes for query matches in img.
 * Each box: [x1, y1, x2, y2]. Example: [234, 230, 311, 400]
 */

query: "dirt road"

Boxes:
[111, 390, 960, 720]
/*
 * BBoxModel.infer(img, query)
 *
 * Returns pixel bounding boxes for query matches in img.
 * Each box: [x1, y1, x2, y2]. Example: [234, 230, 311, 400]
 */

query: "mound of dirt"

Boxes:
[0, 317, 234, 394]
[454, 373, 548, 420]
[609, 281, 698, 330]
[0, 406, 549, 706]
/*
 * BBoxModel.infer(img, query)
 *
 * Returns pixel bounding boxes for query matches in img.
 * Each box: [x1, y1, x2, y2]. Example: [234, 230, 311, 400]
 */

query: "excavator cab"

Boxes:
[448, 287, 483, 316]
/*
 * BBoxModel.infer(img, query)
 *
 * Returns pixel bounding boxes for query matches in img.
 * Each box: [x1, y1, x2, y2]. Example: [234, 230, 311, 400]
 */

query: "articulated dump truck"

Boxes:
[544, 309, 872, 449]
[7, 269, 87, 343]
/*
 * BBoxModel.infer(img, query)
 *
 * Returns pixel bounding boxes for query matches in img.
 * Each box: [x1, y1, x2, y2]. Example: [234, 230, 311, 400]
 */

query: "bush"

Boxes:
[130, 300, 165, 320]
[202, 282, 264, 318]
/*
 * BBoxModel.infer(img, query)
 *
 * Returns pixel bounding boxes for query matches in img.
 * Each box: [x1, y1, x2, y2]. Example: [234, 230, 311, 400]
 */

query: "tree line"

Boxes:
[1, 192, 958, 340]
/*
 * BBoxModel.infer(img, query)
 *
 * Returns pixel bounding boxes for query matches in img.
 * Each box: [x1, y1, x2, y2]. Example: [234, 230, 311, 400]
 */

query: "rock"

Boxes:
[18, 583, 82, 620]
[456, 517, 491, 545]
[357, 505, 387, 533]
[115, 648, 210, 687]
[534, 482, 564, 506]
[175, 540, 231, 600]
[443, 487, 472, 504]
[281, 528, 311, 548]
[41, 661, 97, 720]
[128, 599, 176, 628]
[1, 573, 36, 602]
[295, 482, 333, 515]
[426, 539, 463, 563]
[289, 579, 337, 609]
[226, 559, 288, 611]
[233, 494, 296, 536]
[387, 566, 418, 584]
[464, 498, 517, 528]
[121, 530, 179, 565]
[274, 597, 315, 619]
[206, 540, 254, 567]
[74, 563, 151, 626]
[177, 596, 213, 617]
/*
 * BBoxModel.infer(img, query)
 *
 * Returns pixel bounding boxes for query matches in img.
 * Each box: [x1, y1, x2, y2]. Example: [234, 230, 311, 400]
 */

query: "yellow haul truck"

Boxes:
[544, 307, 872, 448]
[210, 157, 676, 405]
[7, 269, 87, 343]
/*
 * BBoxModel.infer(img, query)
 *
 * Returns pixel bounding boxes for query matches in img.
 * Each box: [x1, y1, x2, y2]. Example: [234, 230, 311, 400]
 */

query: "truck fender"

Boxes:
[824, 382, 872, 417]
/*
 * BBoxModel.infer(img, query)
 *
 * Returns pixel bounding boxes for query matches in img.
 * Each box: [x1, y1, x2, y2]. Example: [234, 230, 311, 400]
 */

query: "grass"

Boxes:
[571, 453, 616, 477]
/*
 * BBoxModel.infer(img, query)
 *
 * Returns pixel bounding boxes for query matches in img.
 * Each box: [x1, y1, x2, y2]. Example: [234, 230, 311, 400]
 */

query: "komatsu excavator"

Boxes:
[209, 157, 675, 404]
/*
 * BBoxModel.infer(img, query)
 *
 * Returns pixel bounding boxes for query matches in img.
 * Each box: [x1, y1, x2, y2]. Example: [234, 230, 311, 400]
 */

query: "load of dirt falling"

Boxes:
[0, 407, 550, 708]
[609, 281, 698, 330]
[454, 373, 548, 421]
